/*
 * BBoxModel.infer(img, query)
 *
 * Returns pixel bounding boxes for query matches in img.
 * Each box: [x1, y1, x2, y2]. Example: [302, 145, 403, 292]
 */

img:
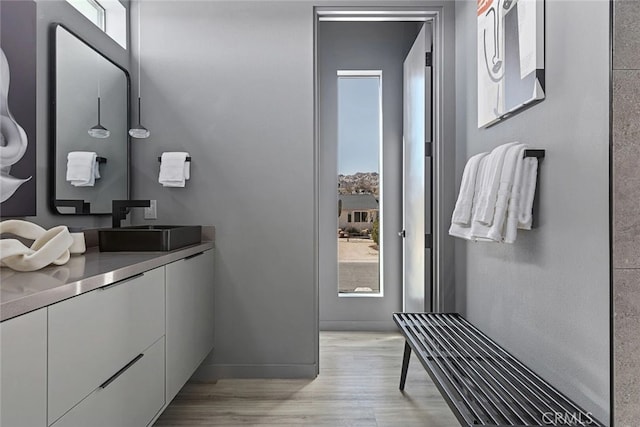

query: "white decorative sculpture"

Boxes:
[0, 48, 32, 202]
[0, 220, 86, 272]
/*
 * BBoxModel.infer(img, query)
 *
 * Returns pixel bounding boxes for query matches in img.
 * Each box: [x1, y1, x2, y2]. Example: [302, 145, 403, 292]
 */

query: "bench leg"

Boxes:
[400, 340, 411, 390]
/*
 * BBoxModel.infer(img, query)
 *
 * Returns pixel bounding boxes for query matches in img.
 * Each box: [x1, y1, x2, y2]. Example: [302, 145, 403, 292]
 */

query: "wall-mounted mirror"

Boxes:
[51, 24, 129, 214]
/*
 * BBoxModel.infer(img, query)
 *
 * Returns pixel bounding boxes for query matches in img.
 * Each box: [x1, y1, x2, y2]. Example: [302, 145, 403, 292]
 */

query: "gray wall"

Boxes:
[612, 1, 640, 425]
[130, 0, 455, 377]
[454, 0, 610, 423]
[132, 1, 317, 378]
[25, 0, 129, 228]
[318, 21, 422, 330]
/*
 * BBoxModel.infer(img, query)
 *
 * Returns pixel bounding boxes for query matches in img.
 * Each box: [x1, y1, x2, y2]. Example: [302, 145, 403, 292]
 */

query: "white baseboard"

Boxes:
[319, 320, 397, 331]
[192, 363, 318, 380]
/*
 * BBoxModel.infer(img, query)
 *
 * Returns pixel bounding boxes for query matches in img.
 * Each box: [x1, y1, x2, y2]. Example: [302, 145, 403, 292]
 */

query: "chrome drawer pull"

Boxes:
[99, 353, 144, 389]
[99, 273, 145, 291]
[185, 251, 204, 260]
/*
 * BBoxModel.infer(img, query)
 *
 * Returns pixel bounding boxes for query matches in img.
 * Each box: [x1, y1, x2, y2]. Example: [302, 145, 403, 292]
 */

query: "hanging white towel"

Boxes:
[517, 157, 538, 230]
[451, 152, 489, 226]
[66, 151, 100, 187]
[474, 142, 519, 226]
[504, 151, 539, 243]
[449, 143, 539, 244]
[483, 143, 526, 242]
[448, 155, 490, 241]
[159, 152, 190, 187]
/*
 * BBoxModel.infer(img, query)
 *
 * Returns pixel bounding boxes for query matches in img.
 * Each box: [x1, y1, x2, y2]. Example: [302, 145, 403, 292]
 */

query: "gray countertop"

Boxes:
[0, 241, 214, 322]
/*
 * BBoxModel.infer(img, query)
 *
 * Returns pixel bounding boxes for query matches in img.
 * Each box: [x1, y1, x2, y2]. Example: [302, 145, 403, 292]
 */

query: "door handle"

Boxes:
[398, 230, 406, 238]
[99, 354, 144, 389]
[99, 273, 144, 291]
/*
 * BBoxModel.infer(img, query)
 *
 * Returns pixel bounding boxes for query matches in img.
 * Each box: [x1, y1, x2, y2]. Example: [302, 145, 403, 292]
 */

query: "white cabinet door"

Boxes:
[0, 309, 47, 427]
[48, 267, 165, 424]
[51, 337, 165, 427]
[166, 250, 214, 401]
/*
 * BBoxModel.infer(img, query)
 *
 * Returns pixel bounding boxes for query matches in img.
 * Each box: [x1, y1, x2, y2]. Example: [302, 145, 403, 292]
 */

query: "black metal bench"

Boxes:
[393, 313, 604, 427]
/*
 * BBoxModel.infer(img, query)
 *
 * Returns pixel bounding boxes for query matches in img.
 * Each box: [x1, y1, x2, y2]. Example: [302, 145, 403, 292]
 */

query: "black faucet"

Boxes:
[111, 200, 151, 228]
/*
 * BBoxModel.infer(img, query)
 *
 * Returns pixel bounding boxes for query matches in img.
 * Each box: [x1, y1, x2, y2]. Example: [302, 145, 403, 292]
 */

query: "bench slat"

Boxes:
[399, 315, 479, 426]
[443, 315, 576, 418]
[431, 314, 550, 422]
[409, 313, 515, 425]
[394, 313, 604, 427]
[416, 314, 531, 425]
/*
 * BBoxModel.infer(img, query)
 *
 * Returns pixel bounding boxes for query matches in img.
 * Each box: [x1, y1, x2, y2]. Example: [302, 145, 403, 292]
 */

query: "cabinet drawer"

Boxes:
[51, 337, 165, 427]
[48, 267, 165, 425]
[0, 309, 47, 427]
[166, 250, 214, 401]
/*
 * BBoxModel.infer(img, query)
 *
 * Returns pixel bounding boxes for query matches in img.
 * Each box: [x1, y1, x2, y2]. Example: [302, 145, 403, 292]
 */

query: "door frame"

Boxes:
[313, 5, 454, 350]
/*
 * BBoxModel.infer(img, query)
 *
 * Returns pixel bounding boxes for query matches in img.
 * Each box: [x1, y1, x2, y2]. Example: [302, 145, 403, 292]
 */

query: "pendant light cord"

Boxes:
[138, 0, 142, 100]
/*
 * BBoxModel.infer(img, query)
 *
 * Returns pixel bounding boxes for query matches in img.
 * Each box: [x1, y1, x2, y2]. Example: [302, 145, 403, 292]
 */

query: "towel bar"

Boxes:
[523, 149, 545, 159]
[157, 156, 191, 162]
[96, 157, 107, 164]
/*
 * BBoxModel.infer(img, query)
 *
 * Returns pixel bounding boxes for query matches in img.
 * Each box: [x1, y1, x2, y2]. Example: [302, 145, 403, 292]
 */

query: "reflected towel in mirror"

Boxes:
[66, 151, 100, 187]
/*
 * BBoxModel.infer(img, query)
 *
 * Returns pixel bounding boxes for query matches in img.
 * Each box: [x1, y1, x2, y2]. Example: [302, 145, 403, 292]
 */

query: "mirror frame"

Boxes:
[49, 23, 131, 215]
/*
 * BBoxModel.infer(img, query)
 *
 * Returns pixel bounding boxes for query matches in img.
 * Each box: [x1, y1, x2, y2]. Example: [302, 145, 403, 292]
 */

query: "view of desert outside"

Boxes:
[337, 75, 380, 294]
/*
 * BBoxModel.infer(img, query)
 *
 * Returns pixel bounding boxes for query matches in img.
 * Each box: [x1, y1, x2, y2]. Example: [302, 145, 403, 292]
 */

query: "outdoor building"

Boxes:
[338, 193, 378, 232]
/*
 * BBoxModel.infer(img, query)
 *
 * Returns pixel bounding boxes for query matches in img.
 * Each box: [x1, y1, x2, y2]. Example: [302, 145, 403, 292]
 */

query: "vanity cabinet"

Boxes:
[0, 308, 47, 427]
[51, 337, 165, 427]
[48, 267, 165, 425]
[0, 245, 214, 427]
[166, 250, 215, 402]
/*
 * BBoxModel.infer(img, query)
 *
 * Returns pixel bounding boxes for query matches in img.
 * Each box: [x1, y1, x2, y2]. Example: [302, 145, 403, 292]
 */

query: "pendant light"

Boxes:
[129, 0, 150, 139]
[89, 83, 110, 139]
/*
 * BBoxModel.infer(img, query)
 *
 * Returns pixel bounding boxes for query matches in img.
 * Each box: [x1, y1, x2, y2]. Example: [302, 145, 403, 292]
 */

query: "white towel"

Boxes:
[518, 157, 538, 230]
[474, 142, 519, 226]
[448, 155, 490, 241]
[66, 151, 100, 187]
[504, 152, 538, 243]
[159, 152, 190, 187]
[468, 153, 500, 242]
[451, 152, 489, 225]
[477, 143, 526, 242]
[449, 143, 538, 244]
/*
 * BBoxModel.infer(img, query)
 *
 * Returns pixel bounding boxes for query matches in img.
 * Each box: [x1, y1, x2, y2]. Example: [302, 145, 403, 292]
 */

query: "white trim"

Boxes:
[320, 17, 431, 22]
[318, 10, 435, 16]
[337, 70, 382, 77]
[317, 9, 436, 22]
[431, 10, 444, 312]
[336, 71, 384, 298]
[193, 364, 318, 380]
[338, 292, 384, 298]
[319, 320, 398, 332]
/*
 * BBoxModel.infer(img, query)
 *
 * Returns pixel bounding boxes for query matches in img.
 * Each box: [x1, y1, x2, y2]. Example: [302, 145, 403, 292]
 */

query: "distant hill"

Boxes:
[338, 172, 379, 195]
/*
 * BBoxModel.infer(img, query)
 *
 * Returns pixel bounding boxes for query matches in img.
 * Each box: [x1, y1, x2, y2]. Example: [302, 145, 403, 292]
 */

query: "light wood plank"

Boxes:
[154, 332, 459, 426]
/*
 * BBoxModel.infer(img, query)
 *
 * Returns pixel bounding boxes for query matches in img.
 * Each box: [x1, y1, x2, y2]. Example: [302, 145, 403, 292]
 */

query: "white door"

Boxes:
[402, 23, 432, 313]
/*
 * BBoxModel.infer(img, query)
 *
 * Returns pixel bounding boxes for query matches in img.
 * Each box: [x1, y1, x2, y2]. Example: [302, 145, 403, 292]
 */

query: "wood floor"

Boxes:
[154, 332, 460, 426]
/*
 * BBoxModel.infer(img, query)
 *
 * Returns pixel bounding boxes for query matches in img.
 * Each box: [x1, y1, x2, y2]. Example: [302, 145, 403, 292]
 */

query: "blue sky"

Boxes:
[337, 76, 380, 175]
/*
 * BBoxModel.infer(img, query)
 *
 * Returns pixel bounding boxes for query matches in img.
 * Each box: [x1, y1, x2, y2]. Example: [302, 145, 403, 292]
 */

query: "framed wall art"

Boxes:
[477, 0, 545, 128]
[0, 0, 37, 216]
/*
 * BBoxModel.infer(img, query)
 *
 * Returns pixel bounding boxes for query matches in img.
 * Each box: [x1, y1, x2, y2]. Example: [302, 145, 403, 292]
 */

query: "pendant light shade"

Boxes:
[129, 97, 150, 138]
[88, 97, 110, 139]
[129, 1, 150, 139]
